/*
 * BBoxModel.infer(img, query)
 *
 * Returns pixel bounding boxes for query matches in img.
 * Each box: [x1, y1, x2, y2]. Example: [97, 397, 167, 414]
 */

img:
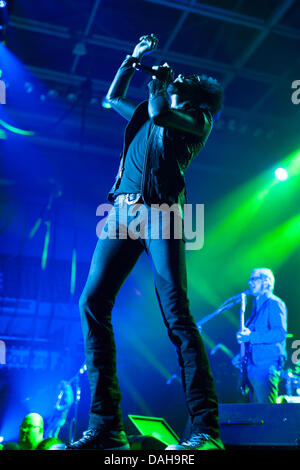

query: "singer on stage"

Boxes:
[68, 34, 224, 451]
[236, 268, 287, 403]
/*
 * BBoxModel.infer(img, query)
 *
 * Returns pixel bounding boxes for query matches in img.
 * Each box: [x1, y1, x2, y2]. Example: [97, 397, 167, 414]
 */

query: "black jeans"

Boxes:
[79, 195, 220, 437]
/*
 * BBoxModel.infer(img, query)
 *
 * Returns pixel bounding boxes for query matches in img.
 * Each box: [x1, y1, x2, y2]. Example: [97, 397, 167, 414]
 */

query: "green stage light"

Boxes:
[275, 168, 288, 181]
[70, 249, 77, 295]
[101, 98, 112, 109]
[0, 119, 35, 136]
[188, 150, 300, 318]
[286, 150, 300, 178]
[241, 213, 300, 270]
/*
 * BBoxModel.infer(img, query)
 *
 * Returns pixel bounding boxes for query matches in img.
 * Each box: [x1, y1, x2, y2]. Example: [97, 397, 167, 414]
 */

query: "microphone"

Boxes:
[224, 289, 251, 303]
[132, 61, 167, 80]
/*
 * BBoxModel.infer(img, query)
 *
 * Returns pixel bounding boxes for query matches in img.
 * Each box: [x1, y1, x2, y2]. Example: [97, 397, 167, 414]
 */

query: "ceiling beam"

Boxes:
[71, 0, 102, 74]
[9, 16, 70, 38]
[222, 0, 295, 88]
[139, 0, 204, 88]
[7, 77, 299, 138]
[9, 16, 278, 86]
[144, 0, 300, 40]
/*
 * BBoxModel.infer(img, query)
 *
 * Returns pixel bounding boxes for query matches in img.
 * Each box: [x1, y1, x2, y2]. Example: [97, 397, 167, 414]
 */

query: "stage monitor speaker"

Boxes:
[125, 414, 180, 449]
[219, 404, 300, 447]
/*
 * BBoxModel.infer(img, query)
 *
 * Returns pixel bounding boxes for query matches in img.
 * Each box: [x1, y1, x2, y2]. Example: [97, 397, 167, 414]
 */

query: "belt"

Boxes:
[114, 193, 143, 206]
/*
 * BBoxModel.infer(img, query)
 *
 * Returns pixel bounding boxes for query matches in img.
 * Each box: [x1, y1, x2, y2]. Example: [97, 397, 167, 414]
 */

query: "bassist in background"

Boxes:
[236, 268, 287, 403]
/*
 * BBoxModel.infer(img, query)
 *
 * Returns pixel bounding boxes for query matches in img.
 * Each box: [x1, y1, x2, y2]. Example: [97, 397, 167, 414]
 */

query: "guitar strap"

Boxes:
[246, 298, 269, 329]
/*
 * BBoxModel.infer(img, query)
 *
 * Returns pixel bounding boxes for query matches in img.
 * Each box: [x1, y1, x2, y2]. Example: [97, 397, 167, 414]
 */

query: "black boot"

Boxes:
[66, 428, 130, 450]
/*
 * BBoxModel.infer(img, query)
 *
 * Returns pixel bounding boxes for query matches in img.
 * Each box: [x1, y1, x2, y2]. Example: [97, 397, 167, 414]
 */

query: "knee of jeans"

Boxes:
[79, 292, 89, 314]
[79, 292, 114, 319]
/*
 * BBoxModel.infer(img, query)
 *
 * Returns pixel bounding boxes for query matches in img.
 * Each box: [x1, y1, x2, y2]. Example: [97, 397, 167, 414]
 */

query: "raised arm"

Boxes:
[147, 67, 212, 139]
[106, 34, 158, 121]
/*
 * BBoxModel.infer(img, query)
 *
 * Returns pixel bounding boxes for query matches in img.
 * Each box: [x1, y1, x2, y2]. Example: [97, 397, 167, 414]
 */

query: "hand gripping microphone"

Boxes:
[131, 61, 168, 80]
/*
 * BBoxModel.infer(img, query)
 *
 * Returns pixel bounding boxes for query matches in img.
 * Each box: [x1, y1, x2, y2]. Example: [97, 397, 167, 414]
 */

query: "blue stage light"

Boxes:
[24, 81, 34, 94]
[0, 1, 7, 9]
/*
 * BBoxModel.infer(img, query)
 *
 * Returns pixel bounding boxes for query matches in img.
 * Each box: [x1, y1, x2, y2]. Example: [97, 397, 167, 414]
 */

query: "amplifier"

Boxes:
[219, 403, 300, 447]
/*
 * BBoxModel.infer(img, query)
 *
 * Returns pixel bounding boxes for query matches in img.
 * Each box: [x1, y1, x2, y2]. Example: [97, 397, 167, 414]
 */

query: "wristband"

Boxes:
[120, 55, 139, 69]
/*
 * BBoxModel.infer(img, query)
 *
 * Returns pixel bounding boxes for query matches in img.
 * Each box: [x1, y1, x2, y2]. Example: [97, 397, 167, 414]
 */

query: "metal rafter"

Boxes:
[152, 0, 197, 56]
[6, 6, 299, 136]
[144, 0, 300, 40]
[205, 0, 245, 59]
[9, 16, 278, 86]
[140, 0, 199, 88]
[144, 0, 296, 94]
[221, 0, 295, 88]
[8, 67, 299, 137]
[71, 0, 102, 74]
[248, 54, 300, 115]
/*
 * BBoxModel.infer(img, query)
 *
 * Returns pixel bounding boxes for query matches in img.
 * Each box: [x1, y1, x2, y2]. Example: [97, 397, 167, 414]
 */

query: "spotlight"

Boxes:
[47, 89, 59, 98]
[66, 92, 77, 102]
[73, 41, 87, 57]
[0, 436, 3, 443]
[275, 168, 288, 181]
[0, 0, 8, 43]
[24, 82, 34, 94]
[90, 97, 98, 106]
[101, 97, 112, 109]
